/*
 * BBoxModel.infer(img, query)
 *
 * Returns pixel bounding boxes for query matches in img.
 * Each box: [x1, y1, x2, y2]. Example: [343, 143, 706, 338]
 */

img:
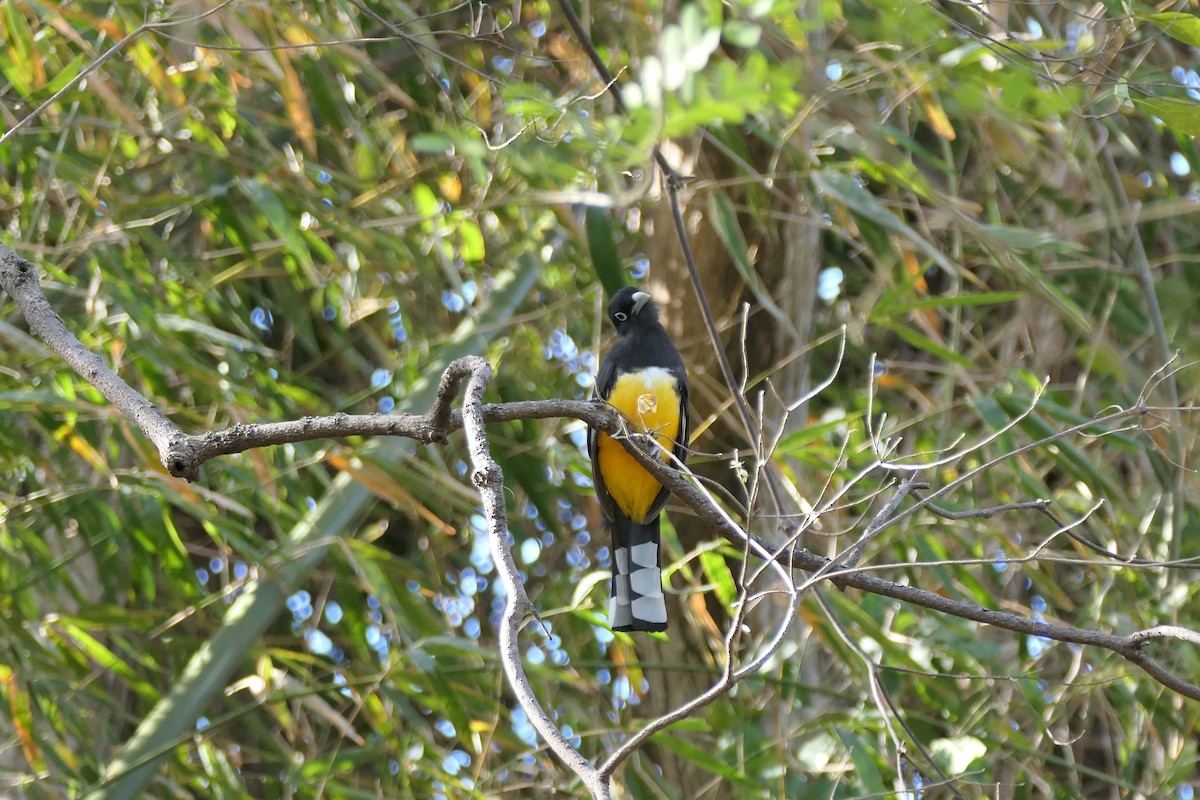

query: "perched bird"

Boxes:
[588, 287, 689, 632]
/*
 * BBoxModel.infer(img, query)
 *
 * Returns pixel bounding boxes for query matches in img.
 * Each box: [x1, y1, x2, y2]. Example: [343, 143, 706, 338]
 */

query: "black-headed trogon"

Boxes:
[588, 287, 689, 632]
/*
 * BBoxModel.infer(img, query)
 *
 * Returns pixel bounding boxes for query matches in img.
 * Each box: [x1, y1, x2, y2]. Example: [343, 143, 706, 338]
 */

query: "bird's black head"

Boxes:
[607, 286, 658, 335]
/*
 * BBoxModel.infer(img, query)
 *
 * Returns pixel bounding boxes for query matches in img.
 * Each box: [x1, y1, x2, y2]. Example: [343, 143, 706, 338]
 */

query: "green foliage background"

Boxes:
[2, 0, 1199, 797]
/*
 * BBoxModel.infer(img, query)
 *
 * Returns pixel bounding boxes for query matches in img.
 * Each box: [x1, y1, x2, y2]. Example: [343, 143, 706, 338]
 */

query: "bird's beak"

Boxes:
[631, 292, 651, 315]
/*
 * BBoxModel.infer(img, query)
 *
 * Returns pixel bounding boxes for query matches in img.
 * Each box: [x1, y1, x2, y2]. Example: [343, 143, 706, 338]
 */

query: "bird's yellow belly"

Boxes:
[597, 369, 681, 523]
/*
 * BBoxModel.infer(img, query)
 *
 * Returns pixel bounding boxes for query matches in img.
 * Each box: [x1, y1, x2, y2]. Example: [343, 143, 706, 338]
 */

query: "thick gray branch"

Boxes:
[452, 357, 610, 799]
[0, 245, 188, 465]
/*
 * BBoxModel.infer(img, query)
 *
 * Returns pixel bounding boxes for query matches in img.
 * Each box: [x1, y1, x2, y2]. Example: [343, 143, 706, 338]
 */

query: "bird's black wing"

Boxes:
[672, 369, 690, 465]
[588, 349, 620, 522]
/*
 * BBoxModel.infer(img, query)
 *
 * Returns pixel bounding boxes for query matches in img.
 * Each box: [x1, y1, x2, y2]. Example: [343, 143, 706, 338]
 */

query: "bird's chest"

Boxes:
[596, 367, 681, 522]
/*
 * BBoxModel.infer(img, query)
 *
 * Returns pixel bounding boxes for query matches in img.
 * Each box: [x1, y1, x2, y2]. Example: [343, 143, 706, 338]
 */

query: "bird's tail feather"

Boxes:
[610, 514, 668, 632]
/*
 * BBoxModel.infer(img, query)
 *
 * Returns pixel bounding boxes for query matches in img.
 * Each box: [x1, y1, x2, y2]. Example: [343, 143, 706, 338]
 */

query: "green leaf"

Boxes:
[158, 315, 275, 356]
[54, 621, 140, 683]
[410, 645, 474, 743]
[772, 412, 860, 458]
[41, 54, 88, 97]
[814, 171, 958, 274]
[994, 394, 1123, 500]
[570, 570, 610, 610]
[976, 224, 1083, 254]
[661, 28, 686, 92]
[877, 320, 976, 368]
[1, 4, 37, 95]
[707, 189, 799, 338]
[653, 734, 763, 789]
[700, 550, 737, 608]
[723, 20, 762, 47]
[411, 133, 454, 154]
[412, 183, 440, 217]
[1133, 96, 1200, 137]
[1145, 12, 1200, 47]
[874, 291, 1023, 320]
[988, 252, 1092, 334]
[458, 217, 485, 262]
[236, 177, 313, 273]
[679, 4, 722, 73]
[836, 731, 886, 794]
[585, 206, 626, 296]
[932, 736, 987, 774]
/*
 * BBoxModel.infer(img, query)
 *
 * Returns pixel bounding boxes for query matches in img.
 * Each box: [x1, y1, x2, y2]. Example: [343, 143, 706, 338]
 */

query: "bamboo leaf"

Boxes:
[1134, 96, 1200, 137]
[586, 206, 626, 296]
[708, 189, 799, 337]
[1145, 12, 1200, 47]
[815, 171, 959, 274]
[653, 734, 763, 789]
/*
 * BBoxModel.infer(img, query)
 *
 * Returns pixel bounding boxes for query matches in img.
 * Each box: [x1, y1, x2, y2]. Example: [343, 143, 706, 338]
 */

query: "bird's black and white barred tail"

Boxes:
[609, 514, 667, 632]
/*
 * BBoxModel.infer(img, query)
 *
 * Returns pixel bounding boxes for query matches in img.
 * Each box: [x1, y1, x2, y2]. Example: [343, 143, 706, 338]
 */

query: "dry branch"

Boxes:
[451, 356, 612, 799]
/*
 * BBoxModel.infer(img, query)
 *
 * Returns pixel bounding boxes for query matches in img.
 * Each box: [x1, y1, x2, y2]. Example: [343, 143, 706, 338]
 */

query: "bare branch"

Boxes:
[1034, 505, 1200, 571]
[832, 475, 923, 571]
[534, 391, 1200, 707]
[599, 418, 1200, 701]
[877, 375, 1049, 472]
[819, 559, 1200, 701]
[593, 412, 803, 776]
[883, 403, 1141, 535]
[1129, 625, 1200, 649]
[0, 245, 188, 471]
[921, 496, 1052, 519]
[452, 356, 611, 800]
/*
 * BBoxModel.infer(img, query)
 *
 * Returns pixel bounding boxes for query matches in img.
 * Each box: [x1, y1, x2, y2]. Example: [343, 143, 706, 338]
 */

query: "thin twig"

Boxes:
[1035, 505, 1200, 571]
[1129, 626, 1200, 648]
[919, 496, 1051, 520]
[606, 415, 1200, 700]
[813, 590, 966, 800]
[918, 491, 1194, 570]
[0, 0, 239, 149]
[834, 475, 923, 571]
[883, 403, 1140, 536]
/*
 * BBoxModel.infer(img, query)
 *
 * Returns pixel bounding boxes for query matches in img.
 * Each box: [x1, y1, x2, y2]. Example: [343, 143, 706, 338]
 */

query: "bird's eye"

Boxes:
[614, 312, 628, 322]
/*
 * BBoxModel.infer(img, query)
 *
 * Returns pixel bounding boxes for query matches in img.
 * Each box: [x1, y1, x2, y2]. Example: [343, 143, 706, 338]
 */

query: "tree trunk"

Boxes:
[628, 132, 824, 798]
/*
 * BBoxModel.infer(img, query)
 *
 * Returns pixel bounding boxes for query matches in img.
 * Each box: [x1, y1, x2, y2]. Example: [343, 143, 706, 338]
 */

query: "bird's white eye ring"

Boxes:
[614, 312, 628, 322]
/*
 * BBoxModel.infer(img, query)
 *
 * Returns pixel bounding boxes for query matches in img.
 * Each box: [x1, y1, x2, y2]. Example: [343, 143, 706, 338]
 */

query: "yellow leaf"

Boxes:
[277, 51, 317, 157]
[327, 455, 456, 536]
[920, 90, 957, 140]
[58, 429, 111, 475]
[1, 665, 46, 772]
